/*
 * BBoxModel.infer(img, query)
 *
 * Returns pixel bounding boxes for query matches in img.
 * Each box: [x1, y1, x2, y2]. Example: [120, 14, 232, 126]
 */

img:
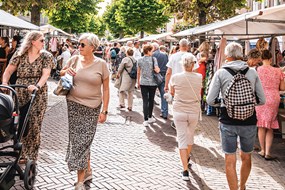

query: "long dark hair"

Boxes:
[0, 36, 9, 48]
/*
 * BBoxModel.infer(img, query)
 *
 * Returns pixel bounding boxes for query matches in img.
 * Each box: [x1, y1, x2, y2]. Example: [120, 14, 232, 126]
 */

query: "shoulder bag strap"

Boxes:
[70, 56, 79, 70]
[123, 57, 133, 74]
[184, 74, 202, 120]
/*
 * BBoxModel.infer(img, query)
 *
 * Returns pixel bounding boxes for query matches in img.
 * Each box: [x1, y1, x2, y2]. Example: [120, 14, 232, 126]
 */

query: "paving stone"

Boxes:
[1, 78, 283, 189]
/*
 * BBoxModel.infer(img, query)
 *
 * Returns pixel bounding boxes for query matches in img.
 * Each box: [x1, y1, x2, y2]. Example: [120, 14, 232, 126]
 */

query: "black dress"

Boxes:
[0, 47, 6, 80]
[7, 49, 17, 84]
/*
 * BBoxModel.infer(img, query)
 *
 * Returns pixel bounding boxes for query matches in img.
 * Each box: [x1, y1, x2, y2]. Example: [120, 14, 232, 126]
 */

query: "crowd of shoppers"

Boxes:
[2, 29, 285, 190]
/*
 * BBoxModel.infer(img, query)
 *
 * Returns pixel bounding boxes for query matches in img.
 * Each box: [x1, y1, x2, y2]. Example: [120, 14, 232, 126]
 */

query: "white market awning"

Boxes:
[139, 32, 177, 42]
[173, 4, 285, 40]
[0, 9, 39, 30]
[118, 36, 139, 43]
[40, 24, 72, 37]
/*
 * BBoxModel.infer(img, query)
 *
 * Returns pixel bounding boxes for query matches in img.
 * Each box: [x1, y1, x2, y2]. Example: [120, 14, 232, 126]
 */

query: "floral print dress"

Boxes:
[256, 66, 284, 129]
[10, 50, 54, 160]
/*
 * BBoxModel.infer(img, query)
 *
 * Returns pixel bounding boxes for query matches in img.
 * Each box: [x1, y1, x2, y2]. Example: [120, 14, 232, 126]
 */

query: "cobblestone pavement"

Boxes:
[6, 78, 285, 189]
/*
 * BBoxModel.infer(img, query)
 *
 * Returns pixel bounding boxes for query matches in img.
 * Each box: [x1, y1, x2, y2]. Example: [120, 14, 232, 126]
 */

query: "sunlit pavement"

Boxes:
[9, 78, 285, 189]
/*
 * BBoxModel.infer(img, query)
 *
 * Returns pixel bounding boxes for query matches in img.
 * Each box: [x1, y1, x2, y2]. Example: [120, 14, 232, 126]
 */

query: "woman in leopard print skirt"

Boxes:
[60, 33, 110, 190]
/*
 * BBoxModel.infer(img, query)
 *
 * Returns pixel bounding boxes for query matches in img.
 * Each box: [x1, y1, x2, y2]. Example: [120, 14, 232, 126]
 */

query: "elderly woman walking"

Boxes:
[2, 31, 54, 163]
[117, 48, 136, 111]
[170, 53, 202, 181]
[60, 33, 110, 190]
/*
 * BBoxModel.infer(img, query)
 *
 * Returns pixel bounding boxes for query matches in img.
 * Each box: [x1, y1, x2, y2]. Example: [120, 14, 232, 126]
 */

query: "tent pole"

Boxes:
[246, 20, 249, 35]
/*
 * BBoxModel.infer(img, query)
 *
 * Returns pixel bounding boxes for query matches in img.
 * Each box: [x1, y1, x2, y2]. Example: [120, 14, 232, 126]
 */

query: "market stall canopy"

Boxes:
[173, 4, 285, 40]
[139, 32, 177, 42]
[0, 9, 39, 30]
[40, 24, 72, 37]
[118, 36, 139, 43]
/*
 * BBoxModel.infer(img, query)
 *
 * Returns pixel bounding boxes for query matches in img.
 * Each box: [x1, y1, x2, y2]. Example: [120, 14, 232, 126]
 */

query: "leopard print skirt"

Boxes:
[65, 99, 101, 171]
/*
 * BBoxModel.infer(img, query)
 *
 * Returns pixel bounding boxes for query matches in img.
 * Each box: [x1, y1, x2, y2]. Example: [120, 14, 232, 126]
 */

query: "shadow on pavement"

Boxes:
[144, 123, 177, 152]
[192, 144, 225, 173]
[188, 167, 213, 190]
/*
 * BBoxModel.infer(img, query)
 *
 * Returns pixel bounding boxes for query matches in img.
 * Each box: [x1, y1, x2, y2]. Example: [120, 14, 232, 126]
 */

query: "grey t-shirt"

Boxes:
[138, 56, 158, 86]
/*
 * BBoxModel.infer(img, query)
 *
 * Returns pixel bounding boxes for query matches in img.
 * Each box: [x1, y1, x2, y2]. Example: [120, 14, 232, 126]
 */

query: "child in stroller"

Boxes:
[0, 85, 37, 190]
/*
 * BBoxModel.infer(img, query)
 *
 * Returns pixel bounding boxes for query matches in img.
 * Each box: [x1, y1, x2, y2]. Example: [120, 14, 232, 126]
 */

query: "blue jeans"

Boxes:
[158, 81, 168, 117]
[219, 123, 257, 154]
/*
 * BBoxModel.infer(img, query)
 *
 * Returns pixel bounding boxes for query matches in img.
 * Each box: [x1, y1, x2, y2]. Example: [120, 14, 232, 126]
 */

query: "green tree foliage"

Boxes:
[46, 0, 103, 34]
[103, 1, 133, 38]
[160, 0, 247, 26]
[0, 0, 76, 25]
[117, 0, 170, 38]
[172, 21, 194, 33]
[89, 16, 107, 37]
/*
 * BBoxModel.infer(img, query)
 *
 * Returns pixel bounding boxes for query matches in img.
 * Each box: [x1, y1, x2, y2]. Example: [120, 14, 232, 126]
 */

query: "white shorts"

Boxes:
[173, 112, 199, 149]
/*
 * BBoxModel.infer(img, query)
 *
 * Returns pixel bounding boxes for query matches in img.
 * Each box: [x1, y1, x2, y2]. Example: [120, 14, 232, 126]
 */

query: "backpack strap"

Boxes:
[224, 67, 236, 76]
[224, 67, 249, 76]
[240, 67, 249, 75]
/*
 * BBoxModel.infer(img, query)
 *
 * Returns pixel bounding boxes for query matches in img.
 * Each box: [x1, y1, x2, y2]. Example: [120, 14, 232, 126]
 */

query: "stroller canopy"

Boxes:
[0, 93, 14, 120]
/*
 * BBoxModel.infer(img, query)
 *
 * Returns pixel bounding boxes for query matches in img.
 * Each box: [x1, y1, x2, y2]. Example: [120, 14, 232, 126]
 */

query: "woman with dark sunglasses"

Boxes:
[2, 31, 54, 163]
[60, 33, 110, 190]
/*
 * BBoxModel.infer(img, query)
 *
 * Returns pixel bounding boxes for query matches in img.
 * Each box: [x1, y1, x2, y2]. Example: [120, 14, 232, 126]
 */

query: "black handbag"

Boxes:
[152, 57, 163, 86]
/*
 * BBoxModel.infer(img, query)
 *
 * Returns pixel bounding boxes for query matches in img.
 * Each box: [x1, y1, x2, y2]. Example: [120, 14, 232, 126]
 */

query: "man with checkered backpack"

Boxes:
[207, 42, 265, 190]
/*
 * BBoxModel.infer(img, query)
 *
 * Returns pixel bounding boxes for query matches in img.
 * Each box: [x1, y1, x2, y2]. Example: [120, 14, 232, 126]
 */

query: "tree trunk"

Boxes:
[31, 4, 41, 26]
[140, 31, 144, 39]
[198, 10, 207, 43]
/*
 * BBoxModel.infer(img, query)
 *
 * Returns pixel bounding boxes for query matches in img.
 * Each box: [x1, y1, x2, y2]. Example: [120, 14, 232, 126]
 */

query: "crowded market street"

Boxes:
[9, 79, 285, 190]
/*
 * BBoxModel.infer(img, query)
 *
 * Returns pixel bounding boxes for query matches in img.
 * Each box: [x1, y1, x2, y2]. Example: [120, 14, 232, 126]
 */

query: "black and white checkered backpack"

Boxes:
[224, 67, 256, 120]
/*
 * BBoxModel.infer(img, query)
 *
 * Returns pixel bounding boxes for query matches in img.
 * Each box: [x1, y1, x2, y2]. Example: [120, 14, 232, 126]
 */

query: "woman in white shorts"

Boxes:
[170, 53, 202, 181]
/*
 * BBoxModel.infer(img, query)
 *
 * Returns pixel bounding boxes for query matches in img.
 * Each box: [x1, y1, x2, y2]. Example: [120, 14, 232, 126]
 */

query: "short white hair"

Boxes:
[181, 53, 198, 70]
[225, 42, 243, 59]
[79, 33, 100, 50]
[126, 41, 133, 47]
[152, 42, 159, 50]
[179, 39, 188, 47]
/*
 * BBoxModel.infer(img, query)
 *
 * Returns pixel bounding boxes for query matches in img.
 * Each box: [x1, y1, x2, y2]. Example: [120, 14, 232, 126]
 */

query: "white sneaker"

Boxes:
[143, 121, 149, 127]
[148, 117, 155, 123]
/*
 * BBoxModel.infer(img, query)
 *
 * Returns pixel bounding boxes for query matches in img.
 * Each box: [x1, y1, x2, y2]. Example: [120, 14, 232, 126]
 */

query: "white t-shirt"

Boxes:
[133, 47, 142, 61]
[166, 51, 188, 75]
[61, 51, 71, 68]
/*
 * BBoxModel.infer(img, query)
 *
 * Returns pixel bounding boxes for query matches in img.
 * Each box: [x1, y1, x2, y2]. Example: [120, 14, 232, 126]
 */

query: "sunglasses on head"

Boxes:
[79, 43, 86, 48]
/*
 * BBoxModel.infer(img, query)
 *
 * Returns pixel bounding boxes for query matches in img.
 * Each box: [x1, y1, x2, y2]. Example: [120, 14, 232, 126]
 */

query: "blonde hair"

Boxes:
[18, 31, 43, 56]
[79, 33, 100, 52]
[198, 41, 210, 54]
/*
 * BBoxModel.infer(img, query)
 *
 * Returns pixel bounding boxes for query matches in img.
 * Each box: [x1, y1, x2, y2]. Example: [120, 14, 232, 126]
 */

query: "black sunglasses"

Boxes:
[39, 39, 44, 43]
[79, 43, 86, 48]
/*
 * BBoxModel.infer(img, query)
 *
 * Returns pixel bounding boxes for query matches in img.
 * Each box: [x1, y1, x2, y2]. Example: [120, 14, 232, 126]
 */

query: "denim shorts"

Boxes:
[219, 123, 257, 154]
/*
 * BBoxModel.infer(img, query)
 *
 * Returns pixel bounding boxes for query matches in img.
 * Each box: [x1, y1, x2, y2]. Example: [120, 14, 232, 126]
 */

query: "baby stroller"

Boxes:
[0, 85, 37, 190]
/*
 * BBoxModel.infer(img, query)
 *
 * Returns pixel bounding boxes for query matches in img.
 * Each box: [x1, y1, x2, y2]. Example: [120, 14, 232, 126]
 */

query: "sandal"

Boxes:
[127, 107, 132, 111]
[258, 151, 265, 158]
[265, 155, 277, 161]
